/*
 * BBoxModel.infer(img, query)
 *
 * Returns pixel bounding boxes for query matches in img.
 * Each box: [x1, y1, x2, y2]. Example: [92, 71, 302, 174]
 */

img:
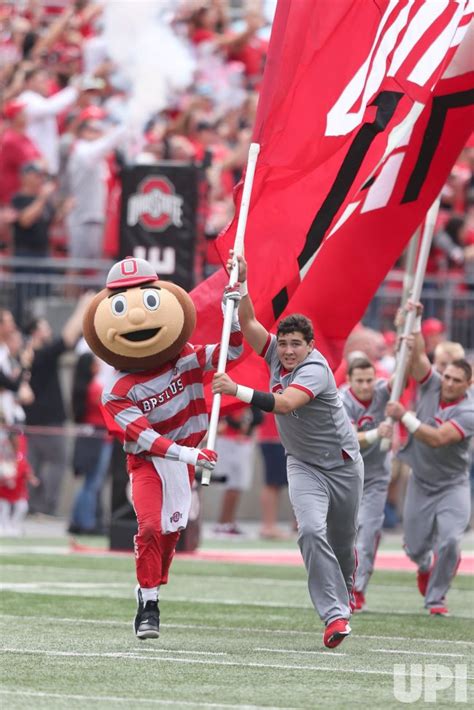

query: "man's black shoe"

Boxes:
[134, 587, 160, 639]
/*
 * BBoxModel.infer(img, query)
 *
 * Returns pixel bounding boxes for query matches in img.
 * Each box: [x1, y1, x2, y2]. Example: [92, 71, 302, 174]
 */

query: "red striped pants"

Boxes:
[128, 455, 193, 588]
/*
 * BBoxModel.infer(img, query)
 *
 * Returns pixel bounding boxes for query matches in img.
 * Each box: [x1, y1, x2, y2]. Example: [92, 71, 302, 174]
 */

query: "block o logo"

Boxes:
[121, 259, 138, 276]
[127, 177, 184, 233]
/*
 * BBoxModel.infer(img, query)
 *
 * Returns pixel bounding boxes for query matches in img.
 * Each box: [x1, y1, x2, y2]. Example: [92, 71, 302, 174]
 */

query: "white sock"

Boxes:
[141, 586, 159, 603]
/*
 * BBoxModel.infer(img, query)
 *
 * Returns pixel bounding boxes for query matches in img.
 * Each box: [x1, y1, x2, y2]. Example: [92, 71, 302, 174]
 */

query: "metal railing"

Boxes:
[0, 256, 114, 329]
[1, 257, 473, 350]
[363, 270, 474, 350]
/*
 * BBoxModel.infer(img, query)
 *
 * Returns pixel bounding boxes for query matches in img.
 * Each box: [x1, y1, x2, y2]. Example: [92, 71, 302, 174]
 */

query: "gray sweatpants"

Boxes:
[288, 454, 364, 625]
[355, 471, 390, 594]
[403, 474, 470, 608]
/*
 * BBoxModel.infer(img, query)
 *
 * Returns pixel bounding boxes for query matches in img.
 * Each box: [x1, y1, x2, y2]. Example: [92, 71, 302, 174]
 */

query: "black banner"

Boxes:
[119, 163, 199, 291]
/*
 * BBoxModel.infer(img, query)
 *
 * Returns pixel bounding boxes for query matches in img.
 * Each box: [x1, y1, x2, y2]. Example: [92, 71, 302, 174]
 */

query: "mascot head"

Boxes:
[83, 257, 196, 371]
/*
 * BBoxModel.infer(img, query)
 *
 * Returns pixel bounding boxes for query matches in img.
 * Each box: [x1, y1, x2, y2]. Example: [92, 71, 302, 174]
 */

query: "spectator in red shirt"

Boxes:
[0, 100, 42, 205]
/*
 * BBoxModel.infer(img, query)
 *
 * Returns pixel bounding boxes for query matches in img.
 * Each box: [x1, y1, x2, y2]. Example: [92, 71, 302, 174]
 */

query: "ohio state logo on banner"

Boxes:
[127, 176, 184, 232]
[120, 164, 199, 292]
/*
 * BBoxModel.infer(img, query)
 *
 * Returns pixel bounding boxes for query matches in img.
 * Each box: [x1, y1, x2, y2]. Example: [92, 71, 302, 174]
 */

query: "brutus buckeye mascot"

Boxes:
[83, 257, 243, 639]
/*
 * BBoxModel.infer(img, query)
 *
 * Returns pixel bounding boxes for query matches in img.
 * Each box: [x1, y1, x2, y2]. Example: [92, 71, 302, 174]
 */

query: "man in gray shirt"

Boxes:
[212, 252, 363, 649]
[340, 357, 393, 611]
[386, 329, 473, 616]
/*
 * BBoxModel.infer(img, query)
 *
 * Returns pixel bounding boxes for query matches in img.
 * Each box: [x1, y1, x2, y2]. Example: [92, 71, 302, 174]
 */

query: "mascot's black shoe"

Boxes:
[134, 587, 160, 639]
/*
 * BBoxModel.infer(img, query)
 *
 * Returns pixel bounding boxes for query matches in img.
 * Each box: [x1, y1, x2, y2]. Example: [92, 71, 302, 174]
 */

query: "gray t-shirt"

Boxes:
[398, 369, 474, 491]
[262, 335, 359, 470]
[340, 379, 391, 480]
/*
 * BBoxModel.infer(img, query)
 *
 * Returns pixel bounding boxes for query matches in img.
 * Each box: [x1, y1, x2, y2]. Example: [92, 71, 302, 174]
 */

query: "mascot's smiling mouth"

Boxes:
[121, 328, 161, 342]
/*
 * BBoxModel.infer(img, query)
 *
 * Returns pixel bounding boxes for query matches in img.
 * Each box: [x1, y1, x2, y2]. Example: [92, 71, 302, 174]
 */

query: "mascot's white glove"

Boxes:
[178, 447, 218, 470]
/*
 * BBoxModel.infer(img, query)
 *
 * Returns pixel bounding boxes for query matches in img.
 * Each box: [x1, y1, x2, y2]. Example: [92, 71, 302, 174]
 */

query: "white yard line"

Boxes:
[1, 614, 473, 646]
[0, 582, 130, 590]
[255, 647, 467, 659]
[0, 583, 311, 608]
[1, 566, 471, 594]
[369, 648, 467, 658]
[255, 647, 346, 656]
[0, 565, 304, 587]
[2, 583, 473, 619]
[0, 689, 286, 709]
[0, 546, 71, 555]
[357, 633, 474, 646]
[2, 647, 472, 679]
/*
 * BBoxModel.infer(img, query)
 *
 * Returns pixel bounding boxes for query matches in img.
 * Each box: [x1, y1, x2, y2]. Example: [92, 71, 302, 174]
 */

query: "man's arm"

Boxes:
[357, 421, 393, 448]
[23, 86, 78, 120]
[385, 401, 462, 448]
[228, 251, 269, 355]
[76, 125, 127, 164]
[15, 183, 56, 228]
[212, 372, 311, 414]
[408, 331, 431, 382]
[396, 301, 431, 382]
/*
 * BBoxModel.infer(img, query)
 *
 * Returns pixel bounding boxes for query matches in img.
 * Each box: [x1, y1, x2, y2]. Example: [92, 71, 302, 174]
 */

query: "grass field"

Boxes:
[1, 529, 473, 709]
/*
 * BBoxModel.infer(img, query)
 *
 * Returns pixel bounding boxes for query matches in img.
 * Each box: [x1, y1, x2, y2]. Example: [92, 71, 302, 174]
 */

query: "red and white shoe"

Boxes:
[429, 606, 449, 617]
[352, 589, 366, 612]
[323, 618, 352, 648]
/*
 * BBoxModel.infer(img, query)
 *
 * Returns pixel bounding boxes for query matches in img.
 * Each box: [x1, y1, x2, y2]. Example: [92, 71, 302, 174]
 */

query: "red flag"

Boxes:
[191, 0, 474, 405]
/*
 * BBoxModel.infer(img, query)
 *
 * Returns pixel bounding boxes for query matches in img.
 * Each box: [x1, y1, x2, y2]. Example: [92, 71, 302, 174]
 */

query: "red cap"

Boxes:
[78, 105, 107, 122]
[421, 318, 445, 337]
[3, 100, 26, 120]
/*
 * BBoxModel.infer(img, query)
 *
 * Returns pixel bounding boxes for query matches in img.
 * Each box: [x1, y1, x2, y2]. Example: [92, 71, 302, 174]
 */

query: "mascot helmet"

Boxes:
[83, 257, 196, 371]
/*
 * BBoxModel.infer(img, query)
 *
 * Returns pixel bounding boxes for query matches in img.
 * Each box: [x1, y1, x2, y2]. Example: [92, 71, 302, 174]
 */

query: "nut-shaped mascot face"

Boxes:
[83, 257, 196, 371]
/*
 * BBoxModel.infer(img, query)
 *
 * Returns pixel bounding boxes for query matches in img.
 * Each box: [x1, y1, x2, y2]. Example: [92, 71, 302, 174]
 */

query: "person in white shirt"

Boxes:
[19, 67, 79, 175]
[66, 118, 127, 260]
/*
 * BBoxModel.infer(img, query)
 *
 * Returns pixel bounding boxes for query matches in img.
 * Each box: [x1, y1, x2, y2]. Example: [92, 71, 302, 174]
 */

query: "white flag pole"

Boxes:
[200, 142, 261, 486]
[380, 197, 440, 452]
[399, 227, 420, 329]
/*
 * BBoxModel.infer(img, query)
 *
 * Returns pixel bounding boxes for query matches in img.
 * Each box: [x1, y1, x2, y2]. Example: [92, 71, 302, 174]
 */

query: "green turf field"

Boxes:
[1, 534, 473, 709]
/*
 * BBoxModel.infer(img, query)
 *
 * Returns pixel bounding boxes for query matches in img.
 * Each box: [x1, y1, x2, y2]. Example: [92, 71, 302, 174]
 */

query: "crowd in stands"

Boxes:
[0, 1, 473, 287]
[0, 0, 272, 268]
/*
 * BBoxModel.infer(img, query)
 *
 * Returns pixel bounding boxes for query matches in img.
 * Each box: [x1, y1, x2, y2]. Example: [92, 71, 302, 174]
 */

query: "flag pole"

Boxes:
[399, 227, 420, 331]
[380, 197, 440, 452]
[201, 142, 261, 486]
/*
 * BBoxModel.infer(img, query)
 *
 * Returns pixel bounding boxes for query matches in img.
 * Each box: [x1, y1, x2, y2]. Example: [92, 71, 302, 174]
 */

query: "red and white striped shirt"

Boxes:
[102, 331, 243, 461]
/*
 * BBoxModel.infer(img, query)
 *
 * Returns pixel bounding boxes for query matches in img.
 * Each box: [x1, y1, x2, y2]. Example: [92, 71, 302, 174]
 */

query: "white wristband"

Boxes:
[413, 315, 422, 333]
[178, 446, 199, 466]
[401, 411, 421, 434]
[240, 280, 248, 297]
[235, 384, 253, 404]
[364, 428, 380, 445]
